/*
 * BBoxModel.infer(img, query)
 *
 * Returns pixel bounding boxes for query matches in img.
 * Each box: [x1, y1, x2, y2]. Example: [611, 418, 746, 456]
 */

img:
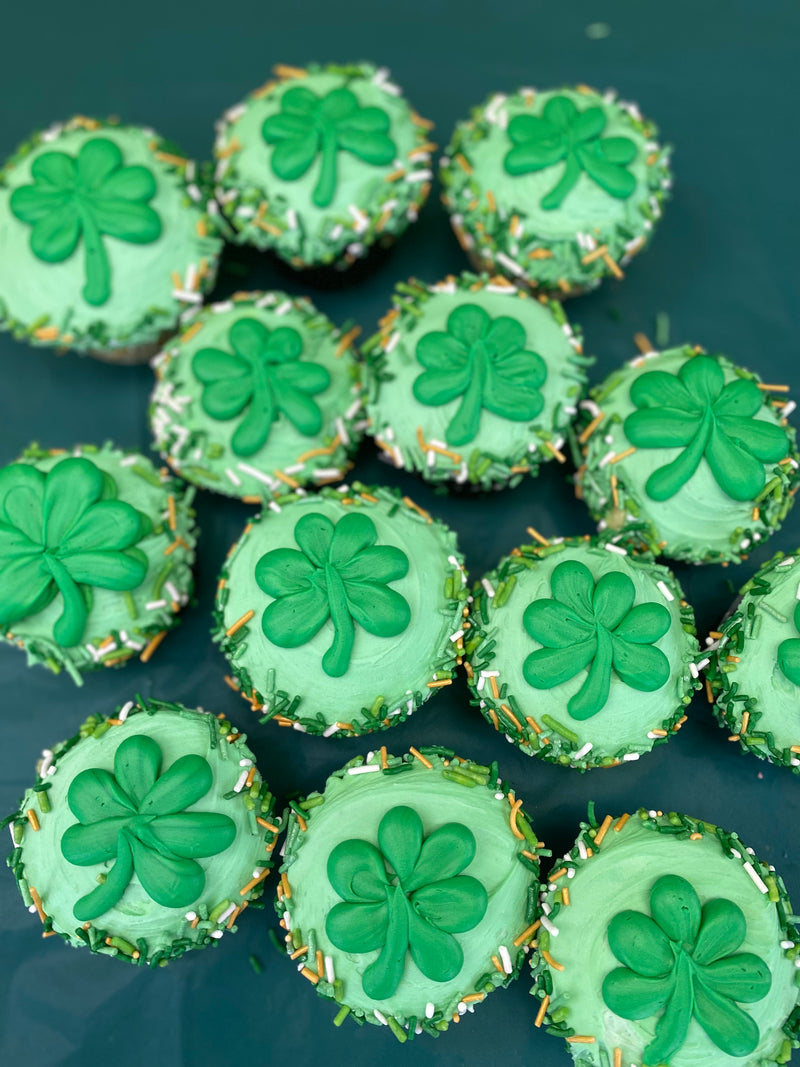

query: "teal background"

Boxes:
[1, 2, 799, 1065]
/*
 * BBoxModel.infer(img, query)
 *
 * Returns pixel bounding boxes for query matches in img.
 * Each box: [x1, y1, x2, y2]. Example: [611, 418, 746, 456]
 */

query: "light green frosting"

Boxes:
[279, 750, 539, 1029]
[533, 811, 800, 1067]
[0, 118, 222, 355]
[214, 62, 433, 268]
[0, 443, 195, 683]
[577, 346, 799, 564]
[8, 700, 278, 965]
[363, 273, 590, 487]
[467, 536, 699, 767]
[213, 485, 467, 736]
[441, 87, 671, 292]
[150, 292, 364, 498]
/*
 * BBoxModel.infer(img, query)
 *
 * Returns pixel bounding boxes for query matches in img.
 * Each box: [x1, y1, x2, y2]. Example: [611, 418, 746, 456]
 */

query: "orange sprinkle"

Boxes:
[296, 435, 342, 462]
[241, 494, 262, 505]
[526, 716, 542, 735]
[562, 886, 570, 907]
[380, 746, 388, 770]
[181, 320, 204, 344]
[190, 915, 200, 929]
[756, 382, 790, 393]
[593, 814, 614, 847]
[542, 949, 564, 972]
[634, 332, 654, 353]
[462, 992, 485, 1003]
[107, 718, 123, 726]
[488, 707, 500, 730]
[486, 190, 497, 212]
[290, 944, 308, 960]
[226, 610, 254, 637]
[301, 967, 320, 985]
[500, 704, 523, 732]
[255, 219, 283, 237]
[223, 674, 239, 692]
[409, 746, 433, 769]
[163, 536, 186, 556]
[741, 711, 750, 734]
[528, 247, 554, 259]
[26, 809, 40, 831]
[384, 167, 407, 183]
[544, 440, 567, 463]
[602, 252, 624, 279]
[427, 678, 452, 688]
[726, 655, 740, 663]
[171, 270, 183, 289]
[166, 495, 177, 531]
[244, 766, 256, 789]
[567, 1036, 596, 1044]
[256, 817, 280, 833]
[508, 799, 525, 840]
[489, 675, 500, 699]
[650, 728, 668, 738]
[239, 867, 270, 896]
[534, 995, 550, 1027]
[359, 492, 378, 504]
[273, 63, 308, 79]
[227, 903, 244, 930]
[411, 110, 435, 130]
[454, 152, 473, 174]
[689, 832, 703, 841]
[791, 746, 800, 754]
[578, 412, 605, 444]
[335, 722, 354, 732]
[607, 446, 637, 466]
[526, 525, 550, 547]
[42, 930, 58, 938]
[522, 849, 538, 862]
[708, 630, 724, 639]
[491, 955, 504, 973]
[549, 868, 567, 882]
[34, 326, 60, 341]
[581, 244, 609, 265]
[139, 630, 167, 663]
[296, 813, 308, 832]
[705, 677, 715, 704]
[610, 473, 619, 508]
[402, 495, 432, 523]
[196, 218, 207, 238]
[316, 949, 325, 977]
[614, 1049, 622, 1067]
[513, 920, 541, 947]
[336, 325, 362, 357]
[216, 136, 242, 158]
[29, 886, 46, 923]
[614, 813, 630, 833]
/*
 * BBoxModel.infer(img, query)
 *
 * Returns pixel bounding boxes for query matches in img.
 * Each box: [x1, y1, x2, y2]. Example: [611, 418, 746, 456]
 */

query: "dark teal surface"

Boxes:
[1, 3, 800, 1065]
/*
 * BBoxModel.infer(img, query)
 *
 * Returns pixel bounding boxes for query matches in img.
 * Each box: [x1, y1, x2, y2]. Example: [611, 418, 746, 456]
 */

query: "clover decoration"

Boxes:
[0, 458, 150, 648]
[261, 86, 396, 208]
[61, 735, 236, 921]
[522, 559, 671, 720]
[192, 318, 331, 457]
[624, 356, 790, 503]
[504, 95, 638, 211]
[412, 304, 548, 448]
[602, 874, 771, 1063]
[326, 806, 488, 999]
[10, 138, 161, 306]
[255, 511, 411, 677]
[777, 602, 800, 685]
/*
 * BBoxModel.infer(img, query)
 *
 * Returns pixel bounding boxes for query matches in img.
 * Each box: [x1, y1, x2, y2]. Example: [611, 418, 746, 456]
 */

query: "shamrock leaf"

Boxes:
[0, 457, 150, 648]
[262, 86, 396, 208]
[192, 318, 331, 456]
[504, 95, 638, 210]
[522, 559, 671, 720]
[624, 355, 789, 502]
[61, 734, 235, 921]
[255, 510, 411, 677]
[326, 806, 488, 999]
[413, 304, 548, 447]
[602, 874, 771, 1063]
[777, 601, 800, 685]
[10, 138, 161, 306]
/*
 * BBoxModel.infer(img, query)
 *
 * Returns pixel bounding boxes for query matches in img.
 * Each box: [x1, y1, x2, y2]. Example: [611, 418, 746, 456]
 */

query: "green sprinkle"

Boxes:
[92, 721, 112, 739]
[368, 695, 385, 719]
[333, 1005, 351, 1027]
[387, 1016, 407, 1043]
[541, 715, 578, 744]
[209, 900, 230, 923]
[655, 311, 670, 347]
[37, 791, 51, 814]
[493, 575, 517, 609]
[107, 935, 138, 956]
[249, 954, 263, 974]
[766, 876, 780, 903]
[130, 464, 163, 487]
[441, 768, 479, 787]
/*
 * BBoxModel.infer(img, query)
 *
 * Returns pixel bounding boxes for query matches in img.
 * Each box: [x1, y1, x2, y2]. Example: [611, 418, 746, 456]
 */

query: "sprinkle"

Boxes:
[608, 446, 637, 465]
[427, 678, 452, 688]
[567, 1036, 596, 1044]
[481, 578, 496, 597]
[325, 955, 335, 983]
[578, 412, 605, 443]
[239, 867, 270, 896]
[491, 955, 504, 973]
[498, 945, 513, 973]
[508, 799, 525, 840]
[534, 995, 550, 1027]
[425, 1002, 435, 1019]
[409, 747, 433, 768]
[526, 716, 542, 735]
[593, 814, 614, 847]
[347, 764, 381, 775]
[226, 610, 254, 637]
[756, 382, 790, 393]
[581, 243, 609, 265]
[28, 886, 46, 923]
[614, 813, 630, 832]
[657, 581, 674, 601]
[26, 809, 40, 831]
[604, 542, 628, 556]
[542, 949, 564, 971]
[573, 741, 593, 760]
[139, 630, 167, 663]
[540, 916, 559, 938]
[301, 967, 320, 985]
[526, 525, 550, 546]
[543, 440, 566, 463]
[742, 861, 768, 894]
[513, 920, 541, 947]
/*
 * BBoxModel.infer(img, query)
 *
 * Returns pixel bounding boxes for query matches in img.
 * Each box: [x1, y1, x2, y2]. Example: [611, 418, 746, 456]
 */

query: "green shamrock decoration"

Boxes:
[504, 95, 638, 210]
[192, 318, 331, 457]
[261, 86, 396, 208]
[522, 559, 671, 720]
[0, 458, 150, 648]
[255, 511, 411, 677]
[602, 874, 771, 1063]
[624, 355, 789, 502]
[777, 601, 800, 685]
[413, 304, 548, 447]
[61, 734, 236, 920]
[10, 138, 161, 306]
[326, 806, 488, 999]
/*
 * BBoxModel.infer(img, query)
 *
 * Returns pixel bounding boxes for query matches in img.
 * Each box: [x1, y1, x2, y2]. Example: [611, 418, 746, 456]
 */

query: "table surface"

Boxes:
[1, 3, 799, 1065]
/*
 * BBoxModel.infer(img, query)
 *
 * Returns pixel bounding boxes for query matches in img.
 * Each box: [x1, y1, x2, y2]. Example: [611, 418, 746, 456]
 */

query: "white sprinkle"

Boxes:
[274, 300, 293, 316]
[185, 911, 197, 921]
[173, 288, 203, 304]
[119, 454, 139, 466]
[374, 1010, 388, 1025]
[225, 468, 242, 488]
[322, 724, 340, 738]
[540, 916, 559, 938]
[329, 224, 343, 240]
[623, 752, 640, 761]
[795, 580, 800, 601]
[577, 838, 588, 860]
[39, 749, 54, 775]
[285, 207, 298, 230]
[9, 824, 18, 848]
[237, 463, 278, 487]
[781, 940, 795, 950]
[210, 930, 224, 940]
[657, 580, 674, 601]
[406, 168, 433, 182]
[145, 599, 167, 611]
[292, 722, 307, 733]
[605, 543, 628, 556]
[28, 904, 38, 914]
[347, 204, 369, 233]
[233, 770, 249, 793]
[598, 450, 617, 468]
[313, 468, 343, 480]
[325, 955, 335, 983]
[239, 758, 253, 767]
[425, 1002, 435, 1019]
[573, 742, 593, 760]
[335, 417, 349, 446]
[782, 401, 796, 418]
[495, 251, 525, 277]
[498, 945, 513, 974]
[347, 764, 381, 775]
[217, 902, 237, 925]
[743, 861, 769, 894]
[779, 557, 796, 567]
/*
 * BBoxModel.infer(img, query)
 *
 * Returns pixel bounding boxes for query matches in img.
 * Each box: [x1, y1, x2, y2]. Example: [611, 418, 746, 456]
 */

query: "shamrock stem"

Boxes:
[445, 342, 488, 447]
[321, 564, 355, 677]
[541, 151, 582, 211]
[44, 554, 89, 648]
[72, 828, 134, 922]
[361, 886, 410, 1000]
[78, 205, 111, 306]
[313, 125, 339, 209]
[646, 408, 713, 501]
[568, 625, 613, 719]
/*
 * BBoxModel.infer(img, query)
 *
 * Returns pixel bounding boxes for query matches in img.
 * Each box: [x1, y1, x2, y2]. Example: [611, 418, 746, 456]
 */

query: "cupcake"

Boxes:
[707, 549, 800, 772]
[466, 532, 700, 769]
[0, 116, 223, 362]
[532, 808, 800, 1067]
[150, 291, 365, 500]
[213, 62, 434, 270]
[0, 443, 196, 682]
[5, 697, 280, 965]
[213, 484, 467, 737]
[276, 746, 542, 1037]
[440, 85, 671, 295]
[574, 345, 799, 564]
[362, 272, 591, 488]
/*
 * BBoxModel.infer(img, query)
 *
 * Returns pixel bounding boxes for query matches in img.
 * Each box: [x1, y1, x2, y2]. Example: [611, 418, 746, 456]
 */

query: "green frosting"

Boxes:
[256, 511, 410, 678]
[532, 810, 800, 1067]
[0, 118, 222, 354]
[505, 95, 637, 209]
[575, 346, 799, 564]
[466, 534, 700, 767]
[6, 699, 280, 965]
[364, 272, 590, 488]
[778, 603, 800, 684]
[213, 484, 467, 736]
[149, 292, 364, 500]
[278, 749, 539, 1032]
[326, 806, 487, 999]
[522, 559, 671, 720]
[603, 874, 771, 1063]
[214, 62, 433, 268]
[0, 444, 196, 683]
[440, 86, 671, 292]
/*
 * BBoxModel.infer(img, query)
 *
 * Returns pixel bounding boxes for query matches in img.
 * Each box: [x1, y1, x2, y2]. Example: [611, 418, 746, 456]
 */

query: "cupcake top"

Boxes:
[213, 484, 468, 737]
[0, 443, 196, 682]
[466, 532, 700, 768]
[532, 808, 800, 1067]
[708, 549, 800, 772]
[363, 272, 590, 488]
[574, 346, 799, 564]
[214, 62, 434, 269]
[0, 116, 222, 354]
[277, 746, 541, 1036]
[150, 291, 365, 500]
[6, 698, 280, 965]
[440, 86, 671, 293]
